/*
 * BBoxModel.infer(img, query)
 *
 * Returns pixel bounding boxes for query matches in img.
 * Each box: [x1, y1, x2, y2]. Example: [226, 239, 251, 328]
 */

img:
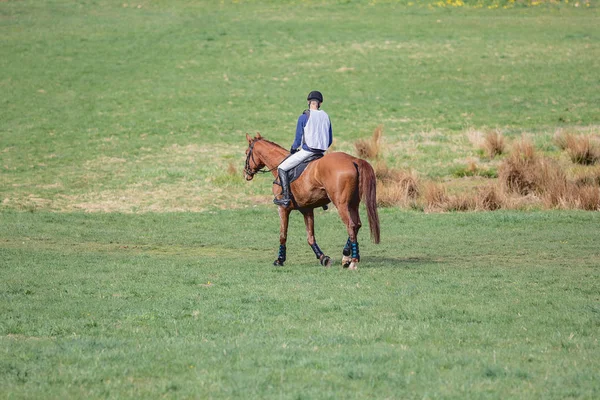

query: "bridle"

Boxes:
[244, 138, 277, 177]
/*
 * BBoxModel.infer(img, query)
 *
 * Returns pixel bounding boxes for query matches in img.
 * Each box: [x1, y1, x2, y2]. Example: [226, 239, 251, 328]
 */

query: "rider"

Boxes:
[274, 90, 333, 207]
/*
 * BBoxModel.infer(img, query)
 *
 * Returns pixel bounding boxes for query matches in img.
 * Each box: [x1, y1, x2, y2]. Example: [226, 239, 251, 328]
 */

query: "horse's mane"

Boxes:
[255, 137, 288, 154]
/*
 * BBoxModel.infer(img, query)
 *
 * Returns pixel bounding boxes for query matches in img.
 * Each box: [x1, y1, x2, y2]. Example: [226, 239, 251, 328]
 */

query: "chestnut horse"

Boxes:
[244, 133, 380, 270]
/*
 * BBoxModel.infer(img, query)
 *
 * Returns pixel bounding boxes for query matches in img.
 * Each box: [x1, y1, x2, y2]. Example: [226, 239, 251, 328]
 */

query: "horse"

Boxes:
[244, 133, 380, 270]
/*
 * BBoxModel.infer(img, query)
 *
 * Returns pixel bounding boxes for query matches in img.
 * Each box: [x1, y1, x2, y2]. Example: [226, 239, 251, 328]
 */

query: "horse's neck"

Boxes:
[257, 141, 288, 176]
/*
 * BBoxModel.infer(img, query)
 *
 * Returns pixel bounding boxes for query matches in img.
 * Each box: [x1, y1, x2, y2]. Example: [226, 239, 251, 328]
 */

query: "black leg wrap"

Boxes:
[342, 237, 352, 256]
[351, 241, 360, 261]
[310, 243, 324, 260]
[274, 244, 286, 266]
[320, 255, 331, 267]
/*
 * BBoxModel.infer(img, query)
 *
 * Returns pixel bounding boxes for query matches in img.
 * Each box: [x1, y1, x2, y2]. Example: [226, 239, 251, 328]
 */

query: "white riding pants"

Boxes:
[278, 149, 316, 172]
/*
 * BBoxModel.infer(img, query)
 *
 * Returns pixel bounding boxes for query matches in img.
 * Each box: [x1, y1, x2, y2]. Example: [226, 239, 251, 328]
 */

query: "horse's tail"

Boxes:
[357, 159, 380, 244]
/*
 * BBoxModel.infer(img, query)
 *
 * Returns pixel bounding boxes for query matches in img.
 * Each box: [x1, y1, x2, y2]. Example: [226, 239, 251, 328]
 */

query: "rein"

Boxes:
[244, 138, 278, 177]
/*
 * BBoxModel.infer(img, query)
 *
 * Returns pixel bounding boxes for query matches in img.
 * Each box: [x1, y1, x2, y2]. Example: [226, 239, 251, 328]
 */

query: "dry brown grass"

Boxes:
[377, 183, 410, 207]
[354, 125, 382, 160]
[498, 138, 539, 195]
[370, 131, 600, 212]
[482, 130, 505, 159]
[536, 159, 571, 209]
[445, 193, 476, 212]
[574, 165, 600, 187]
[498, 138, 575, 208]
[574, 186, 600, 211]
[421, 182, 480, 212]
[495, 137, 600, 210]
[553, 131, 570, 150]
[475, 184, 504, 211]
[375, 162, 419, 207]
[554, 132, 600, 165]
[422, 182, 449, 212]
[373, 161, 398, 182]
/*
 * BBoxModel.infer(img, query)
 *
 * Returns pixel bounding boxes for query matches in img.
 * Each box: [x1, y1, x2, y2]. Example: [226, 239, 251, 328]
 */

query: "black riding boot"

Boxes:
[273, 169, 291, 207]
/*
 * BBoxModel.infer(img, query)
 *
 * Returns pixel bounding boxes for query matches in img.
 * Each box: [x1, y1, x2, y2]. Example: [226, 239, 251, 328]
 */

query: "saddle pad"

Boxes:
[276, 153, 324, 185]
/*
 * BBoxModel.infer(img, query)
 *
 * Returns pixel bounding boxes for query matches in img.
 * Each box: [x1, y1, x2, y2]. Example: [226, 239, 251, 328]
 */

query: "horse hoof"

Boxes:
[342, 255, 352, 268]
[320, 256, 332, 267]
[273, 259, 284, 267]
[348, 261, 358, 270]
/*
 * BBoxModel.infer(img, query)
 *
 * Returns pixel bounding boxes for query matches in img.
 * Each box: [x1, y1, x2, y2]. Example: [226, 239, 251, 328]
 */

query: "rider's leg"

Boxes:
[274, 149, 314, 206]
[273, 168, 291, 206]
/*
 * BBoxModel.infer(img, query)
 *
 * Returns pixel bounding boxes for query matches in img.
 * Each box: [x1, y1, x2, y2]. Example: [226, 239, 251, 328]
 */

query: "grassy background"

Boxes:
[2, 0, 599, 211]
[2, 209, 600, 398]
[1, 0, 600, 398]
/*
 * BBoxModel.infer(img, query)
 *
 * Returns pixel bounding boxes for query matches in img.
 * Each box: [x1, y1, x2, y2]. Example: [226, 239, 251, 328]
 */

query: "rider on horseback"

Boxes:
[273, 91, 333, 207]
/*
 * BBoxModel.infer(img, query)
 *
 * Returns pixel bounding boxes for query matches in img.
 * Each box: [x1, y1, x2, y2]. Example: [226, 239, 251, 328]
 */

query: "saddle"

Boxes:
[275, 153, 323, 185]
[274, 152, 328, 210]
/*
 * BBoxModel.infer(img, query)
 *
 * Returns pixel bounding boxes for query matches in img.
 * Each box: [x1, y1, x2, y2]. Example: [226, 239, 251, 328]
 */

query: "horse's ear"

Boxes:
[255, 132, 262, 139]
[246, 133, 252, 143]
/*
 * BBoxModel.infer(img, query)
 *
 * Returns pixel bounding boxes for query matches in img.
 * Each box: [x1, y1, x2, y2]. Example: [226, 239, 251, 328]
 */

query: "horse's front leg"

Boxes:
[274, 206, 290, 266]
[342, 237, 353, 268]
[342, 237, 360, 269]
[302, 209, 331, 267]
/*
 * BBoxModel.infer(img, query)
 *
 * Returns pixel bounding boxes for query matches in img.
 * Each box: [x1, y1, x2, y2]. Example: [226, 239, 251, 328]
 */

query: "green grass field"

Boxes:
[2, 210, 599, 398]
[2, 0, 600, 398]
[2, 0, 599, 211]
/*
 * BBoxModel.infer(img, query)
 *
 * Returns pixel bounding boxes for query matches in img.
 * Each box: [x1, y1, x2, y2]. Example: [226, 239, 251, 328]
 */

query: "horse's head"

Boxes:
[244, 133, 266, 181]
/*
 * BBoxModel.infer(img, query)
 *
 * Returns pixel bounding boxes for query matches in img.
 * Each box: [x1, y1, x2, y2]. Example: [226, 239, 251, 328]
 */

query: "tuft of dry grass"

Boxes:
[536, 159, 570, 209]
[554, 132, 600, 165]
[355, 125, 382, 160]
[496, 137, 600, 210]
[375, 162, 419, 207]
[574, 186, 600, 211]
[422, 182, 449, 212]
[374, 161, 398, 183]
[445, 193, 476, 212]
[482, 130, 505, 159]
[498, 137, 539, 195]
[536, 160, 580, 209]
[553, 131, 570, 150]
[498, 138, 578, 208]
[475, 184, 504, 211]
[421, 183, 479, 212]
[573, 165, 600, 187]
[377, 183, 409, 207]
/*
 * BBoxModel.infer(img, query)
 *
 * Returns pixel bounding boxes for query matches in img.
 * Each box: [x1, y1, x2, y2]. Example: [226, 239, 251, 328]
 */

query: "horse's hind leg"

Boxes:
[302, 209, 331, 267]
[338, 204, 361, 270]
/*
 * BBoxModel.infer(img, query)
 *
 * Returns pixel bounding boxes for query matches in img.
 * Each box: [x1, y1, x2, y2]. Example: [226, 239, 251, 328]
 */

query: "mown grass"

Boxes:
[1, 209, 600, 399]
[1, 1, 600, 398]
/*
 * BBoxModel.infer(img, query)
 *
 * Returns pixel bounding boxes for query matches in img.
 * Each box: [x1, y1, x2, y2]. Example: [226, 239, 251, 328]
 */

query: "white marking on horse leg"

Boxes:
[342, 255, 352, 267]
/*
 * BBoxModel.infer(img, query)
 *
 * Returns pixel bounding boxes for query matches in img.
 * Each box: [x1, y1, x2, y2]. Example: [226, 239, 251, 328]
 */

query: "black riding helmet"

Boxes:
[307, 91, 323, 103]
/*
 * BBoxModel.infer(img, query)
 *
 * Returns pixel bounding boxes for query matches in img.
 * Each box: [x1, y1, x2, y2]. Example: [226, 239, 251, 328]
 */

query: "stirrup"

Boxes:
[273, 197, 291, 207]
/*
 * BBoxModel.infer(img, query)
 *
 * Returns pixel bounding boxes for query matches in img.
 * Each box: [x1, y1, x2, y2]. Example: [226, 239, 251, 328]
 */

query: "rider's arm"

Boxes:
[328, 119, 333, 148]
[291, 113, 308, 152]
